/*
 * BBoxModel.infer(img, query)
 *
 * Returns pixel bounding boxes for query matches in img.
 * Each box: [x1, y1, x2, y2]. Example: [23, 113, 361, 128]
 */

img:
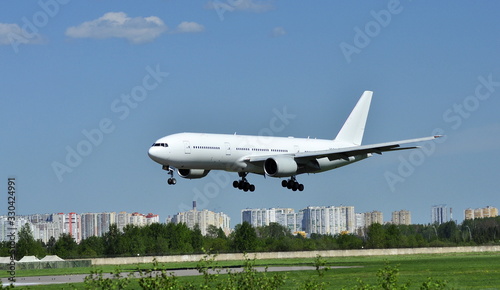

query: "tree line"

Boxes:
[1, 216, 499, 260]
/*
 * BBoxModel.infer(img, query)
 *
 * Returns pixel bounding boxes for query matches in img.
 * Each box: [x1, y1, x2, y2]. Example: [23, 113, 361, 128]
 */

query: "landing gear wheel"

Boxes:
[233, 172, 256, 192]
[283, 176, 304, 192]
[164, 166, 176, 185]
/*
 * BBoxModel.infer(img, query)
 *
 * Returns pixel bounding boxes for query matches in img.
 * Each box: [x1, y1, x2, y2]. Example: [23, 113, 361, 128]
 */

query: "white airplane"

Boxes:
[148, 91, 440, 192]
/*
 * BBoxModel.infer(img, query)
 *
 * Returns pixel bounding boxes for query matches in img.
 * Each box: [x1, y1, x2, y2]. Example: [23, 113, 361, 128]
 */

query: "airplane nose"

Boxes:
[148, 147, 155, 159]
[148, 146, 164, 164]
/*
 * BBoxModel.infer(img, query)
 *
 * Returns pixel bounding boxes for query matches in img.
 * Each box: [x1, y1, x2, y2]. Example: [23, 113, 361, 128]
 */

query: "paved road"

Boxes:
[2, 266, 361, 287]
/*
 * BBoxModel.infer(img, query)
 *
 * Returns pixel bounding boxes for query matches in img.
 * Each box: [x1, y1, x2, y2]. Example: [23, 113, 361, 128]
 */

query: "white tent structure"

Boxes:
[40, 255, 64, 262]
[17, 256, 40, 263]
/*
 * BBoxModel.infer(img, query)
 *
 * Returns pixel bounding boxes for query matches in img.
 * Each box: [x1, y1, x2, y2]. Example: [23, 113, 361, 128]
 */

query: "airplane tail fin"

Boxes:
[334, 91, 373, 146]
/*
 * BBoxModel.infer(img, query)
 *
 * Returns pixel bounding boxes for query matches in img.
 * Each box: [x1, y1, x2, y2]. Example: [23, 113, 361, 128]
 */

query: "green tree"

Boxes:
[232, 222, 257, 252]
[366, 223, 386, 249]
[79, 236, 105, 257]
[216, 227, 227, 239]
[103, 224, 124, 256]
[0, 241, 11, 257]
[16, 223, 45, 259]
[54, 233, 78, 258]
[385, 224, 402, 248]
[191, 224, 204, 253]
[438, 221, 460, 242]
[143, 223, 169, 255]
[206, 225, 220, 238]
[46, 236, 57, 254]
[336, 233, 363, 249]
[122, 224, 146, 256]
[168, 223, 194, 254]
[257, 222, 291, 239]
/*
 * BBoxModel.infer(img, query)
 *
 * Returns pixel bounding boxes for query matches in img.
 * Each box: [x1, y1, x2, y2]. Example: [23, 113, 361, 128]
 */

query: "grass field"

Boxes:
[6, 252, 500, 289]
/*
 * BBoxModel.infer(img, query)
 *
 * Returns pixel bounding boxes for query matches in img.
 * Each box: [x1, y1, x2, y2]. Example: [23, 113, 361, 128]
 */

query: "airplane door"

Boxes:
[225, 142, 231, 156]
[294, 145, 300, 153]
[184, 141, 191, 154]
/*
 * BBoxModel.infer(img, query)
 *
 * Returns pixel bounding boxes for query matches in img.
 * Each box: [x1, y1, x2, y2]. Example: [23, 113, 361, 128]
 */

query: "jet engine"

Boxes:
[177, 169, 210, 179]
[264, 156, 298, 177]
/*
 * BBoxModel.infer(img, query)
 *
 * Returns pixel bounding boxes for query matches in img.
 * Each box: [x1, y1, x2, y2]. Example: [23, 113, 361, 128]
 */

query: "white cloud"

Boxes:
[270, 26, 286, 37]
[206, 0, 274, 13]
[65, 12, 168, 44]
[0, 23, 43, 46]
[175, 21, 205, 33]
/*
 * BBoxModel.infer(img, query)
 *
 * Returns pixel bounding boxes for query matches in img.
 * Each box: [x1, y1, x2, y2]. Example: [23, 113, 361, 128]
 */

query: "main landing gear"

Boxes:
[163, 165, 177, 185]
[233, 172, 255, 192]
[282, 176, 304, 191]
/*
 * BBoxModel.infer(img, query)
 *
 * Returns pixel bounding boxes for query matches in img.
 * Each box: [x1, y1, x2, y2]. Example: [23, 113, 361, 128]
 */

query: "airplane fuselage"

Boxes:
[148, 132, 368, 176]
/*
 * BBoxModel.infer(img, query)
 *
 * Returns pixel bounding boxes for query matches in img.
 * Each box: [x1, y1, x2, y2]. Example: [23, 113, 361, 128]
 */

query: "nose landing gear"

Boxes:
[281, 176, 304, 191]
[163, 165, 177, 185]
[233, 172, 255, 192]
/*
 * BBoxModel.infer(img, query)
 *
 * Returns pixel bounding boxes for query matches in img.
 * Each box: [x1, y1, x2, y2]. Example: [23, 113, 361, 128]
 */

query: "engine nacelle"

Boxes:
[177, 169, 210, 179]
[264, 156, 298, 177]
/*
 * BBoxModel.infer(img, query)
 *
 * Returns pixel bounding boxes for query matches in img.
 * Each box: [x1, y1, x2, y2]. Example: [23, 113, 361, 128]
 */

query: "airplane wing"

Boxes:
[245, 135, 441, 164]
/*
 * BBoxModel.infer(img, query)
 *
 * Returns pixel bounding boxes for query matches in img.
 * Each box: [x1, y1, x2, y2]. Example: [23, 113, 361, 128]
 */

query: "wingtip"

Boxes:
[434, 135, 444, 138]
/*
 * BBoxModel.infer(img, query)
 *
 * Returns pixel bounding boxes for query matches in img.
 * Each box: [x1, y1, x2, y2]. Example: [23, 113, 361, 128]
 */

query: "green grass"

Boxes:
[9, 252, 500, 289]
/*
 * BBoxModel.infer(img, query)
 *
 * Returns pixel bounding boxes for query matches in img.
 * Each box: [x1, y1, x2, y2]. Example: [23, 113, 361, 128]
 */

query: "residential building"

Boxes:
[392, 210, 411, 225]
[171, 202, 231, 236]
[241, 208, 302, 234]
[81, 212, 116, 240]
[431, 205, 451, 224]
[464, 206, 498, 220]
[362, 211, 384, 226]
[301, 205, 355, 235]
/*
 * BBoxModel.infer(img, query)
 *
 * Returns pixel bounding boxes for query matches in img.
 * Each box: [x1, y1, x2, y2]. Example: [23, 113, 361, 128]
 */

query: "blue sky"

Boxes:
[1, 0, 500, 225]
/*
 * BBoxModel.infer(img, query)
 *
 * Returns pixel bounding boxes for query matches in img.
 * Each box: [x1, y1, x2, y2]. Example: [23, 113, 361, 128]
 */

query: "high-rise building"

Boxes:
[301, 205, 355, 235]
[241, 208, 277, 228]
[146, 213, 160, 224]
[0, 216, 31, 242]
[52, 213, 82, 243]
[116, 211, 131, 231]
[362, 211, 383, 226]
[355, 213, 365, 229]
[392, 210, 411, 225]
[81, 212, 116, 240]
[431, 205, 451, 224]
[464, 206, 498, 220]
[241, 208, 302, 233]
[171, 202, 231, 236]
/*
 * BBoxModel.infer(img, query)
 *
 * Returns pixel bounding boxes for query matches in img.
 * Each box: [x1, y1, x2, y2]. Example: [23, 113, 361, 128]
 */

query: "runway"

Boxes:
[2, 265, 360, 286]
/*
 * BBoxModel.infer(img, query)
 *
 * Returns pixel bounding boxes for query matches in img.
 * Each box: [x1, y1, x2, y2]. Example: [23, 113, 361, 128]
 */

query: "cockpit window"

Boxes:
[152, 143, 168, 147]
